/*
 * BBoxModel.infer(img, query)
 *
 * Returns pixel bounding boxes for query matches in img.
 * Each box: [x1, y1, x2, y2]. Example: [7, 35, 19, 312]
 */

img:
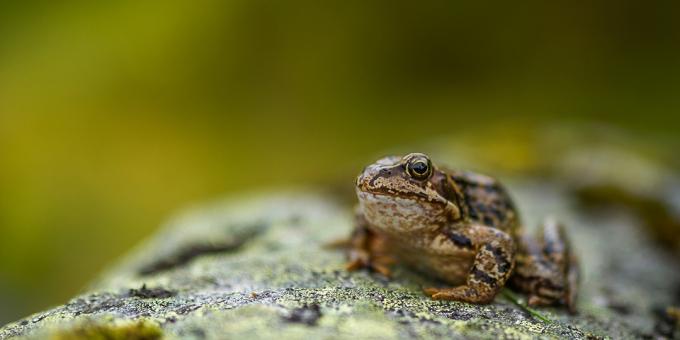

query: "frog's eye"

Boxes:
[406, 157, 432, 180]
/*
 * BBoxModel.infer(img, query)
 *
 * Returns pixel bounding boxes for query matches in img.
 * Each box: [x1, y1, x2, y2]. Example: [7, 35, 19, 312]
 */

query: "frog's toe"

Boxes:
[565, 254, 579, 314]
[423, 287, 441, 297]
[423, 286, 495, 303]
[345, 259, 363, 271]
[345, 250, 393, 277]
[423, 287, 455, 300]
[371, 263, 392, 277]
[527, 294, 554, 307]
[345, 260, 391, 277]
[345, 249, 370, 271]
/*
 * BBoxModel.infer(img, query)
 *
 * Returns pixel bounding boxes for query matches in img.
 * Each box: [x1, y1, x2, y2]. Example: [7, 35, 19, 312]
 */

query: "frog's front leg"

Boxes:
[345, 211, 395, 276]
[424, 225, 515, 304]
[510, 218, 579, 313]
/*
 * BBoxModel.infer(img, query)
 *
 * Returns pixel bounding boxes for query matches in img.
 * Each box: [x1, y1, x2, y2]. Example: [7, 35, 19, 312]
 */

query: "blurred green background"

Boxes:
[1, 0, 679, 324]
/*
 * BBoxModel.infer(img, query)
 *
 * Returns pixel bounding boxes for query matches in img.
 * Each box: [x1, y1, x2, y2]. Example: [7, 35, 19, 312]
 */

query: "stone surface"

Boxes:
[1, 186, 679, 339]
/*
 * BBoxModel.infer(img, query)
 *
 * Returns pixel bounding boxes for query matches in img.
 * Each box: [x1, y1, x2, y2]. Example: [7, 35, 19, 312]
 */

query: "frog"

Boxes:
[347, 153, 579, 312]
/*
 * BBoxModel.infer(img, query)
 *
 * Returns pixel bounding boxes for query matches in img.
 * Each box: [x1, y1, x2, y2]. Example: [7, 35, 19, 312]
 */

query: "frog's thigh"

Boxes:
[426, 225, 515, 304]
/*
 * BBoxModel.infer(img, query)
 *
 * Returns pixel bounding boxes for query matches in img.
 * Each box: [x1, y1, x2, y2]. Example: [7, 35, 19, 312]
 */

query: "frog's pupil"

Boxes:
[412, 161, 428, 175]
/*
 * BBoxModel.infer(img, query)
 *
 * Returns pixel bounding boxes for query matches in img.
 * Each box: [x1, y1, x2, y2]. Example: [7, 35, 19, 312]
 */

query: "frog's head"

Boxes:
[356, 153, 462, 233]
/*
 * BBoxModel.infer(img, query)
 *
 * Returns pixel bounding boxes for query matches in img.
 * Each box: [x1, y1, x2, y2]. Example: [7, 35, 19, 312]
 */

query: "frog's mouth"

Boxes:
[356, 189, 411, 203]
[357, 187, 460, 223]
[356, 189, 448, 212]
[356, 186, 434, 204]
[356, 175, 450, 207]
[356, 190, 449, 233]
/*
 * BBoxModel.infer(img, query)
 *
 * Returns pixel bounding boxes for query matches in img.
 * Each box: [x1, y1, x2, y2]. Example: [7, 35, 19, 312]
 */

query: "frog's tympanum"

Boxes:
[348, 153, 578, 312]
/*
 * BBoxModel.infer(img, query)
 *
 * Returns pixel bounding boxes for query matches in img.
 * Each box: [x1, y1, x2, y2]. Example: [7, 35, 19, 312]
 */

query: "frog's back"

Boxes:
[447, 169, 519, 233]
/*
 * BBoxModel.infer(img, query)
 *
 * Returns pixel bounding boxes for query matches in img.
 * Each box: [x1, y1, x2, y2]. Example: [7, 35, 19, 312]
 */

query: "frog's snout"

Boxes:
[355, 172, 365, 187]
[356, 168, 373, 191]
[356, 164, 394, 191]
[356, 155, 404, 193]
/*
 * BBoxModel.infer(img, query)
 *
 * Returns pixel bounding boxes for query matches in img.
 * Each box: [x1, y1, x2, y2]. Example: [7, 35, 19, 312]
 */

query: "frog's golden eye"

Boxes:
[406, 157, 432, 179]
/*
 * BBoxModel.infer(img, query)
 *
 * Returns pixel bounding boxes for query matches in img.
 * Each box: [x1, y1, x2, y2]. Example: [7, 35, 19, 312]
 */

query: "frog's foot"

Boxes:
[511, 218, 579, 313]
[345, 249, 370, 271]
[345, 218, 395, 277]
[565, 255, 579, 313]
[323, 237, 352, 249]
[345, 249, 394, 277]
[527, 294, 555, 306]
[424, 286, 494, 304]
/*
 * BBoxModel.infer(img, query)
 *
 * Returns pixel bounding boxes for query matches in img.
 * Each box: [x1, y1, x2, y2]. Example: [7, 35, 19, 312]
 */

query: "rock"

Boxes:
[1, 188, 678, 339]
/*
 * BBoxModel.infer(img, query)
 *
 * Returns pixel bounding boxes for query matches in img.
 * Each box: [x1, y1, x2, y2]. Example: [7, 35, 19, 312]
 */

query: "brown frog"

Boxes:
[347, 153, 579, 312]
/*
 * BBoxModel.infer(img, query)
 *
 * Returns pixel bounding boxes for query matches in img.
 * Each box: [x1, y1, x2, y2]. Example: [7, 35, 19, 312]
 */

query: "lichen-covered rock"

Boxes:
[1, 188, 678, 339]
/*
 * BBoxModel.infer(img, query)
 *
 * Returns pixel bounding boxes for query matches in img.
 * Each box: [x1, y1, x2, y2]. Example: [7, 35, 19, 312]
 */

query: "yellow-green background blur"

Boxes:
[1, 1, 679, 324]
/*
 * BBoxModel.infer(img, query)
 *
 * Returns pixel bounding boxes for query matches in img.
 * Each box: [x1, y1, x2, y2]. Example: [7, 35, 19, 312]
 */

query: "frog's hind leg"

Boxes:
[345, 212, 395, 277]
[510, 217, 579, 313]
[424, 225, 515, 304]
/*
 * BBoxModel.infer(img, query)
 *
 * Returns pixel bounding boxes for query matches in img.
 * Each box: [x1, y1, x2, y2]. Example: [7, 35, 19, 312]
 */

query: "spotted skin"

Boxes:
[347, 153, 578, 311]
[450, 171, 518, 232]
